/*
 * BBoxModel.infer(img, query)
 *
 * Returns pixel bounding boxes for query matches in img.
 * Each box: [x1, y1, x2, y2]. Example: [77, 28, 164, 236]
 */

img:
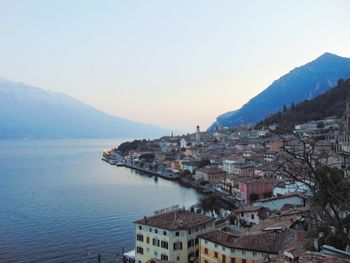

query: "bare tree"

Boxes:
[269, 134, 350, 248]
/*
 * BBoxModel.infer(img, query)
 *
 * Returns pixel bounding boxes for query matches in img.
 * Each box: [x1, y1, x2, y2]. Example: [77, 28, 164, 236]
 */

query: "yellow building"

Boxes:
[134, 208, 215, 263]
[199, 229, 303, 263]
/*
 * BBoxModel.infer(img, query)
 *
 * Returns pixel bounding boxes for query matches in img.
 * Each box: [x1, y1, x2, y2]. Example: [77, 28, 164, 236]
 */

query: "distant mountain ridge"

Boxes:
[208, 52, 350, 131]
[257, 78, 350, 132]
[0, 79, 170, 138]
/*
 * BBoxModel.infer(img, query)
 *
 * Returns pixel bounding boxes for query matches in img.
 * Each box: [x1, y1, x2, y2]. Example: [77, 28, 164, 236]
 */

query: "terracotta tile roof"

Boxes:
[234, 229, 306, 254]
[200, 229, 306, 255]
[134, 209, 214, 231]
[199, 230, 239, 249]
[280, 206, 310, 216]
[261, 252, 350, 263]
[197, 166, 226, 174]
[248, 213, 304, 233]
[146, 259, 177, 263]
[298, 251, 350, 263]
[234, 206, 264, 213]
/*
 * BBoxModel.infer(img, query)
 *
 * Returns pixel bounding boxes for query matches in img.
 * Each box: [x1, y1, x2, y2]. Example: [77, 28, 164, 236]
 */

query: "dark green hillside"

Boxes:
[257, 79, 350, 132]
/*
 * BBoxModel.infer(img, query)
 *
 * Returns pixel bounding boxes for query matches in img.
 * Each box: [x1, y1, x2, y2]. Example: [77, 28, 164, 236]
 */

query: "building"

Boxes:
[199, 228, 305, 263]
[180, 160, 199, 174]
[220, 175, 251, 195]
[196, 125, 201, 146]
[239, 179, 281, 204]
[222, 159, 237, 174]
[195, 166, 227, 185]
[232, 206, 269, 227]
[134, 208, 215, 263]
[264, 151, 278, 162]
[253, 193, 308, 211]
[238, 164, 255, 176]
[180, 139, 187, 149]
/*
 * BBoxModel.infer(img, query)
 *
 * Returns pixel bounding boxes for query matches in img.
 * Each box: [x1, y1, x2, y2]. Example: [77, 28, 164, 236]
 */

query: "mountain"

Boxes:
[257, 78, 350, 132]
[208, 52, 350, 131]
[0, 78, 171, 139]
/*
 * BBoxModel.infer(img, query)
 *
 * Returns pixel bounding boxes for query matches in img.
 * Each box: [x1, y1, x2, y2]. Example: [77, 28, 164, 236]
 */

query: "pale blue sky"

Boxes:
[0, 0, 349, 131]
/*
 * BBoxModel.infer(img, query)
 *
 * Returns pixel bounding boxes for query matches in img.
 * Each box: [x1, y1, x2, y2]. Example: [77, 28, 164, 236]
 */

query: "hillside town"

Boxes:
[103, 105, 350, 263]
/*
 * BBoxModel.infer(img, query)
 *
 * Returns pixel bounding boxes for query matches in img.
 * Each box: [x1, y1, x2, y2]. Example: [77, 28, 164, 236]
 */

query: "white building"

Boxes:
[253, 193, 308, 211]
[232, 206, 268, 226]
[180, 139, 187, 149]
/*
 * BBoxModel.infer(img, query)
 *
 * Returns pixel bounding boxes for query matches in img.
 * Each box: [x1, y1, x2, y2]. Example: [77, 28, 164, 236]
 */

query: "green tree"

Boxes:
[198, 159, 211, 169]
[263, 191, 273, 198]
[198, 194, 223, 216]
[249, 192, 260, 202]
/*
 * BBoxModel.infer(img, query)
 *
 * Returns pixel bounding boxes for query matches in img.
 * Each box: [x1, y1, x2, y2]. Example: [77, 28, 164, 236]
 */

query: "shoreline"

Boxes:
[102, 156, 237, 208]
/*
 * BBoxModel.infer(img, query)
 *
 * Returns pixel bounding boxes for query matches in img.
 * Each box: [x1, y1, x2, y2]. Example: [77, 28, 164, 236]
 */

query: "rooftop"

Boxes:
[199, 230, 239, 249]
[200, 228, 306, 255]
[146, 259, 177, 263]
[196, 166, 226, 174]
[253, 193, 309, 203]
[234, 206, 264, 213]
[134, 209, 214, 231]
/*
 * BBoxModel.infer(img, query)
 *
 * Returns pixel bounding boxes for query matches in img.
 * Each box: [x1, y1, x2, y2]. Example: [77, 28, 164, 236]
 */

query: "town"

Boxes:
[102, 103, 350, 263]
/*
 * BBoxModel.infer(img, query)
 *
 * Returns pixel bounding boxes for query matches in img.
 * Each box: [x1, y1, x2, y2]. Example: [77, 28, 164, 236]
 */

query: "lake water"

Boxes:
[0, 139, 201, 262]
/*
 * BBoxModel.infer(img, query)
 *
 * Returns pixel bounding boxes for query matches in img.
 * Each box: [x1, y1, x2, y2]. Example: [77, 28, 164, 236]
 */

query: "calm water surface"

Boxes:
[0, 139, 201, 262]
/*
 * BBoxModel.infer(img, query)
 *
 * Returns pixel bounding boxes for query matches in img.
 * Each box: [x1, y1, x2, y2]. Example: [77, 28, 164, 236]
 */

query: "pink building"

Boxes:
[239, 179, 282, 204]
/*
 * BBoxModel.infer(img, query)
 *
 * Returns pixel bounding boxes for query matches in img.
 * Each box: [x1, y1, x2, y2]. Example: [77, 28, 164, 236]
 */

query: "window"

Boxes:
[231, 248, 235, 253]
[136, 234, 144, 242]
[204, 248, 208, 255]
[241, 212, 244, 217]
[152, 238, 160, 246]
[176, 256, 180, 261]
[149, 227, 152, 232]
[195, 250, 199, 257]
[154, 251, 158, 257]
[161, 241, 168, 249]
[195, 238, 199, 245]
[163, 231, 167, 236]
[138, 225, 142, 230]
[231, 257, 236, 263]
[187, 239, 194, 248]
[222, 255, 226, 263]
[214, 244, 218, 248]
[188, 229, 192, 234]
[161, 254, 168, 260]
[136, 246, 143, 255]
[155, 229, 158, 234]
[146, 237, 150, 244]
[242, 250, 246, 255]
[222, 246, 226, 251]
[175, 231, 180, 236]
[214, 252, 218, 258]
[251, 214, 255, 219]
[253, 252, 257, 256]
[173, 242, 183, 250]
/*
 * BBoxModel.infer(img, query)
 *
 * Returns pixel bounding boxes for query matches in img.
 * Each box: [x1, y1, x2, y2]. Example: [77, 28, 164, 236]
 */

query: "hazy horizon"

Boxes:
[1, 0, 350, 131]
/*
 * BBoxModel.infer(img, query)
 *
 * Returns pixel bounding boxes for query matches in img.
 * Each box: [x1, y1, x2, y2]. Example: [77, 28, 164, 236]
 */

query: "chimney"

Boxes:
[179, 219, 184, 228]
[144, 216, 148, 224]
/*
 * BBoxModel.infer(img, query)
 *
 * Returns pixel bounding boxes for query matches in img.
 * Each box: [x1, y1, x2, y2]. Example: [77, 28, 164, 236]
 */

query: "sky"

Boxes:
[0, 0, 349, 132]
